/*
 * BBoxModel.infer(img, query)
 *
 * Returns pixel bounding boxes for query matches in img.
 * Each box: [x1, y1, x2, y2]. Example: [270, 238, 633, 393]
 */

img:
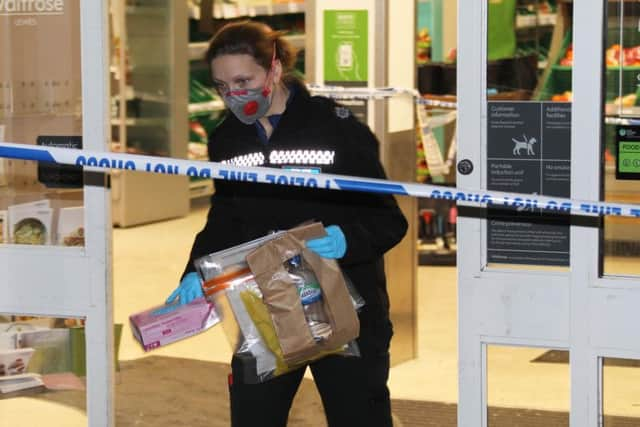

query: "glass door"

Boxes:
[458, 1, 573, 425]
[459, 1, 640, 425]
[0, 1, 113, 425]
[571, 1, 640, 425]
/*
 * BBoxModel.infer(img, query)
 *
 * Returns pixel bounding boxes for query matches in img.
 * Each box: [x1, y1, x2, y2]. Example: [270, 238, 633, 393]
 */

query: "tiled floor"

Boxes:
[2, 205, 640, 426]
[111, 205, 640, 417]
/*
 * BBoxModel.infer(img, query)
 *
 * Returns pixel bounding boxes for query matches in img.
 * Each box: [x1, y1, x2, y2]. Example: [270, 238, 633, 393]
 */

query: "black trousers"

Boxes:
[229, 309, 394, 427]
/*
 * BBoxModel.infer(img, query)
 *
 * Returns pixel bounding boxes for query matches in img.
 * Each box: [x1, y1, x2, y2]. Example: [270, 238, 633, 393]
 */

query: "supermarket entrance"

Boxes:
[457, 1, 640, 426]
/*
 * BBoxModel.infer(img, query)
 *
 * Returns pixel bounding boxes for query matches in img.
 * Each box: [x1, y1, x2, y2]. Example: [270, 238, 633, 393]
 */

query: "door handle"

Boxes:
[457, 159, 474, 175]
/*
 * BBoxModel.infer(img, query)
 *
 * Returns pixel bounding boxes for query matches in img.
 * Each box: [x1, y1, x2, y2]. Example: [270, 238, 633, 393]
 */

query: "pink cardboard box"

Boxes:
[129, 297, 219, 351]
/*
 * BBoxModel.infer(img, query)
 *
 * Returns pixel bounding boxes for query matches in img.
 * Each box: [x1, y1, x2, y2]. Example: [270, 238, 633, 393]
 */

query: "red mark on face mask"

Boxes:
[243, 101, 259, 116]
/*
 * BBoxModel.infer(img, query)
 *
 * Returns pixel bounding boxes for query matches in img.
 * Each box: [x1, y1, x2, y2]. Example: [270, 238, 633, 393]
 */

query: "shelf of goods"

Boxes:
[515, 7, 556, 69]
[189, 1, 305, 20]
[534, 1, 640, 104]
[506, 1, 558, 96]
[187, 74, 226, 199]
[109, 0, 190, 227]
[536, 36, 640, 105]
[516, 12, 557, 29]
[187, 33, 305, 61]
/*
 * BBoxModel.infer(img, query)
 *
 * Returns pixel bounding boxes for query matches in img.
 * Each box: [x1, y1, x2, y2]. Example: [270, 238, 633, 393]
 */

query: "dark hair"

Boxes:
[205, 21, 298, 80]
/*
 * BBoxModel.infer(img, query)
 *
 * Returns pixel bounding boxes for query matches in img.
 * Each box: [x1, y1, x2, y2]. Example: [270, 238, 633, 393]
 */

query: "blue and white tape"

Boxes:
[0, 141, 637, 219]
[307, 84, 457, 109]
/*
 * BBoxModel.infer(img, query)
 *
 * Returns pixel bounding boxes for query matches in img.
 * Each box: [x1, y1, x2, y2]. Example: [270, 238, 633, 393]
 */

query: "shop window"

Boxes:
[416, 1, 458, 266]
[602, 1, 640, 277]
[0, 314, 88, 426]
[485, 0, 572, 270]
[487, 345, 570, 426]
[0, 0, 85, 248]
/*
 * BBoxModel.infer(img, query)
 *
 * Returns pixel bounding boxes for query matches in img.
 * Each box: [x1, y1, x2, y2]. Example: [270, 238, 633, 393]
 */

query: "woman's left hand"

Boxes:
[306, 225, 347, 259]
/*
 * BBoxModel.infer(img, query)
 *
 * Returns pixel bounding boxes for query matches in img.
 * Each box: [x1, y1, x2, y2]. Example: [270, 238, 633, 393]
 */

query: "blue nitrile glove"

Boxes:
[306, 225, 347, 259]
[152, 302, 180, 316]
[165, 272, 204, 306]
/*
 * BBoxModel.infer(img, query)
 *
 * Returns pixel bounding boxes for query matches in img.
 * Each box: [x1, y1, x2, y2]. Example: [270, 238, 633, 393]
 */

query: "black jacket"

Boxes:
[184, 83, 408, 314]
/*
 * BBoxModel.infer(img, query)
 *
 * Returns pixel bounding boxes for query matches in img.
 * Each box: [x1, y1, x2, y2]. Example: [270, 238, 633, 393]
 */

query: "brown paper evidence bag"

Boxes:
[245, 222, 360, 366]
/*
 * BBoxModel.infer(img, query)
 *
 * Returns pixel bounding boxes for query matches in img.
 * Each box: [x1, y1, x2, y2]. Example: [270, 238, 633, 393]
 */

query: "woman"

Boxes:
[166, 21, 408, 427]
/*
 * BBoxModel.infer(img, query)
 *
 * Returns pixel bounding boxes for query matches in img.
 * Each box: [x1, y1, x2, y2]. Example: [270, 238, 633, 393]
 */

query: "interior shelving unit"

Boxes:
[111, 1, 306, 206]
[109, 0, 190, 227]
[515, 0, 558, 71]
[535, 2, 640, 113]
[532, 0, 572, 100]
[189, 0, 304, 20]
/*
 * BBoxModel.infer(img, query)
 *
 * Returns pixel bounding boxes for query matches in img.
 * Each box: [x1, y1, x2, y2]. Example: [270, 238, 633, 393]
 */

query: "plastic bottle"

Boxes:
[286, 255, 332, 341]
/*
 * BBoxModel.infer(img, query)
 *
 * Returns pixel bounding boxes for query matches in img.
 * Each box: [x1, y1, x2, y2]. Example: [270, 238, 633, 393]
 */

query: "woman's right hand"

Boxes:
[165, 272, 204, 306]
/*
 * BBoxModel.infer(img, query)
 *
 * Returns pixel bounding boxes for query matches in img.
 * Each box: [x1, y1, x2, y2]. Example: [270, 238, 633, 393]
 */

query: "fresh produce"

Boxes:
[612, 93, 637, 107]
[416, 28, 431, 64]
[560, 44, 640, 67]
[551, 91, 572, 102]
[559, 45, 573, 66]
[606, 44, 640, 66]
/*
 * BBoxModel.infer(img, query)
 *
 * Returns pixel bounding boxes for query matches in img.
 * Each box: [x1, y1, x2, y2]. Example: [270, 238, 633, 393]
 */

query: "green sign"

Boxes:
[487, 0, 517, 61]
[616, 126, 640, 179]
[618, 142, 640, 173]
[323, 10, 368, 83]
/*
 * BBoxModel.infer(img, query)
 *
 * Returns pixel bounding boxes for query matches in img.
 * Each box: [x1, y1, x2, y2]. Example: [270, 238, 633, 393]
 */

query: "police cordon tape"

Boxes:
[307, 85, 457, 109]
[0, 141, 638, 219]
[309, 84, 640, 114]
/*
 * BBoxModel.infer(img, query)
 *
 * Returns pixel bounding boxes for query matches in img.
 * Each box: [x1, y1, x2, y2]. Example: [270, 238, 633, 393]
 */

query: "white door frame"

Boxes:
[458, 0, 571, 424]
[457, 0, 640, 425]
[0, 1, 113, 426]
[82, 1, 114, 425]
[572, 1, 640, 426]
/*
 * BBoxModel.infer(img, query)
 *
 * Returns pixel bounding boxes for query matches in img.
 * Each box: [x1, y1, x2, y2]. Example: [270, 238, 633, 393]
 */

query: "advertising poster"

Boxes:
[323, 9, 369, 123]
[37, 135, 83, 188]
[0, 0, 82, 189]
[487, 101, 571, 266]
[323, 9, 368, 83]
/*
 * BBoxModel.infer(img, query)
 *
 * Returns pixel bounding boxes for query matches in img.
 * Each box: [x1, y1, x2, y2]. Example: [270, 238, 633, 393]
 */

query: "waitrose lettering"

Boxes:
[0, 0, 64, 14]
